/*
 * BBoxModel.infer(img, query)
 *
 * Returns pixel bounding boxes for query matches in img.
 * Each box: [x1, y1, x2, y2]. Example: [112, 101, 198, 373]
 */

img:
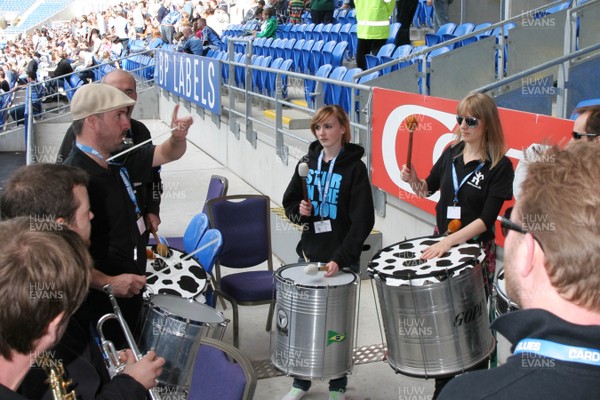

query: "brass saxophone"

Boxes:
[37, 354, 77, 400]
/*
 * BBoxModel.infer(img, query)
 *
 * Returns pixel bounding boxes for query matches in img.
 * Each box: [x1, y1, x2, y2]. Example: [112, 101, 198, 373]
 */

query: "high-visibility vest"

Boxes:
[354, 0, 395, 40]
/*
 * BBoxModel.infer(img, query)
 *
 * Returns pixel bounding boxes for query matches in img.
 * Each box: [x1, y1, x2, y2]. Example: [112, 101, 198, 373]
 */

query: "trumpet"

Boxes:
[38, 354, 76, 400]
[97, 284, 161, 400]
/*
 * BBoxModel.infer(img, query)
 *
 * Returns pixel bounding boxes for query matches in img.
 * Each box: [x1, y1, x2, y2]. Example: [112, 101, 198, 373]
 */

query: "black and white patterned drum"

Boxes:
[146, 246, 207, 300]
[368, 236, 495, 378]
[138, 294, 227, 392]
[272, 263, 359, 380]
[493, 266, 520, 365]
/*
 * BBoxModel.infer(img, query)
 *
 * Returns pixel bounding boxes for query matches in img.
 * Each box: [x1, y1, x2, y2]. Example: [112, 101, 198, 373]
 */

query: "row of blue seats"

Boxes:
[123, 55, 154, 81]
[300, 8, 356, 26]
[209, 51, 294, 98]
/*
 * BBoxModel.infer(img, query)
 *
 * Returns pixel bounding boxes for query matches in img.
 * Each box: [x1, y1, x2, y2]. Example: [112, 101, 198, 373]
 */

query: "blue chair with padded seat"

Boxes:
[188, 338, 256, 400]
[203, 175, 229, 214]
[205, 195, 275, 348]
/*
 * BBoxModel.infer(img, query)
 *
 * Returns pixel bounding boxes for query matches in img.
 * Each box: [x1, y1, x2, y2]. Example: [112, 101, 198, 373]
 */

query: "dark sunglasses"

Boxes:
[572, 131, 599, 141]
[497, 207, 544, 250]
[456, 115, 479, 128]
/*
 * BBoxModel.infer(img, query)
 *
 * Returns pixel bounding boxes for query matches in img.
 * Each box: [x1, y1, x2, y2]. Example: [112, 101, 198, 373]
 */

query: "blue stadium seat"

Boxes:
[284, 38, 296, 61]
[322, 23, 333, 42]
[305, 64, 332, 109]
[349, 24, 358, 59]
[380, 44, 413, 73]
[442, 22, 475, 44]
[425, 22, 456, 46]
[301, 39, 315, 74]
[312, 23, 325, 42]
[387, 22, 401, 44]
[309, 40, 325, 74]
[327, 41, 347, 68]
[340, 67, 362, 114]
[325, 66, 347, 105]
[257, 55, 272, 94]
[316, 41, 337, 71]
[292, 39, 306, 72]
[265, 58, 284, 97]
[337, 9, 349, 25]
[365, 43, 396, 71]
[251, 55, 264, 92]
[330, 23, 343, 43]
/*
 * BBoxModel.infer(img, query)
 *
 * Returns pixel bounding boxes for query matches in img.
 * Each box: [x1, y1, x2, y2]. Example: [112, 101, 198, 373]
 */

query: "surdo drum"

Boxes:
[368, 236, 495, 378]
[493, 266, 520, 365]
[138, 294, 227, 391]
[272, 263, 359, 380]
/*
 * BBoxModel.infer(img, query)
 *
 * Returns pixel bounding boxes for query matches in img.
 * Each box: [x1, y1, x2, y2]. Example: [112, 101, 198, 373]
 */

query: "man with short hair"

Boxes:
[439, 141, 600, 399]
[572, 105, 600, 142]
[0, 70, 9, 92]
[197, 18, 223, 53]
[62, 83, 192, 348]
[0, 217, 92, 399]
[1, 164, 164, 400]
[57, 69, 163, 235]
[181, 25, 204, 55]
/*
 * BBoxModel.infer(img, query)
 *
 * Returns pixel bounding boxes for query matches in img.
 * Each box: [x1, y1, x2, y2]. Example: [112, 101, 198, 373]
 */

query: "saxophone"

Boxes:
[37, 354, 77, 400]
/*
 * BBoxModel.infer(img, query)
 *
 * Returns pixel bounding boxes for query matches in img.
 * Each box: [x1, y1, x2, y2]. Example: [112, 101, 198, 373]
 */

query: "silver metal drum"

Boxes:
[138, 294, 227, 391]
[493, 266, 520, 366]
[272, 263, 359, 380]
[368, 236, 495, 378]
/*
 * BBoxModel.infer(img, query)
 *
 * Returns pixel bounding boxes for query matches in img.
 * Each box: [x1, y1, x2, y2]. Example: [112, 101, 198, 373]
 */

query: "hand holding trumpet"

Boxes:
[120, 349, 165, 390]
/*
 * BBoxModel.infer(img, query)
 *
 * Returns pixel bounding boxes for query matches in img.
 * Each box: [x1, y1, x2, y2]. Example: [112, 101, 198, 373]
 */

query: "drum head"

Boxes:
[279, 263, 356, 287]
[368, 236, 483, 286]
[150, 294, 224, 323]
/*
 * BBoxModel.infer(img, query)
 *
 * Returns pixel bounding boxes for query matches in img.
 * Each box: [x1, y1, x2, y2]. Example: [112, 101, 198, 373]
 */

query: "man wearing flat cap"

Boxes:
[63, 83, 193, 346]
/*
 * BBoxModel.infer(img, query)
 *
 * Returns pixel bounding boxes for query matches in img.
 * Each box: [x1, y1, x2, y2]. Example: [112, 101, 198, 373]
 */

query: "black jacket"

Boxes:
[283, 141, 375, 270]
[439, 309, 600, 399]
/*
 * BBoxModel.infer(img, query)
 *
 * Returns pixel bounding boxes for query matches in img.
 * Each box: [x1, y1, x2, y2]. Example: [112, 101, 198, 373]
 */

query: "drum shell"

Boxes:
[271, 264, 358, 380]
[373, 263, 494, 378]
[138, 295, 227, 390]
[493, 266, 520, 366]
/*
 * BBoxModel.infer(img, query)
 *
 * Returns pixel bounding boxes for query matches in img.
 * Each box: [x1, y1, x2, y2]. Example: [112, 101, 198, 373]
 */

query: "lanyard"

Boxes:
[514, 338, 600, 366]
[451, 158, 485, 205]
[316, 150, 339, 207]
[76, 143, 141, 216]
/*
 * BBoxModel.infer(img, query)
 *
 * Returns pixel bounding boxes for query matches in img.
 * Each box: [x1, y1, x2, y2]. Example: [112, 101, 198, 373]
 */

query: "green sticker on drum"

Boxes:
[327, 330, 346, 345]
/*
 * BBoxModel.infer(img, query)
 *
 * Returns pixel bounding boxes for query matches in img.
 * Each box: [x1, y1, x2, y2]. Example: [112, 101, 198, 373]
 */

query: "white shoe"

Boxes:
[329, 391, 347, 400]
[281, 387, 307, 400]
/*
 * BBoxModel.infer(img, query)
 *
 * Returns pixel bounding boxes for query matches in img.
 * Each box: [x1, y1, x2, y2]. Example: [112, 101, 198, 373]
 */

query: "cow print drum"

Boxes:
[145, 246, 207, 300]
[368, 236, 494, 378]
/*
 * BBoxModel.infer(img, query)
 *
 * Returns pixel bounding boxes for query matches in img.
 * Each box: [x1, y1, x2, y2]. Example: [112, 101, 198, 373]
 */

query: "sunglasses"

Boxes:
[456, 115, 479, 128]
[497, 207, 544, 250]
[572, 131, 599, 141]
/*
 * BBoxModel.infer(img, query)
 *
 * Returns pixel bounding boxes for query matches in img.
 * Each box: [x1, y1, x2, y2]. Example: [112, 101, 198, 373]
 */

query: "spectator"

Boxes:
[0, 70, 9, 92]
[394, 0, 419, 46]
[255, 7, 277, 38]
[428, 0, 453, 31]
[354, 0, 395, 70]
[9, 71, 46, 125]
[310, 0, 334, 24]
[288, 0, 305, 24]
[197, 18, 223, 52]
[180, 26, 204, 55]
[439, 142, 600, 399]
[572, 105, 600, 142]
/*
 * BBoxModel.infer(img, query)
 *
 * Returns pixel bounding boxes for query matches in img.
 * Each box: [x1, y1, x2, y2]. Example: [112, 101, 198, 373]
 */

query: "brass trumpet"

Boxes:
[97, 284, 161, 400]
[38, 354, 76, 400]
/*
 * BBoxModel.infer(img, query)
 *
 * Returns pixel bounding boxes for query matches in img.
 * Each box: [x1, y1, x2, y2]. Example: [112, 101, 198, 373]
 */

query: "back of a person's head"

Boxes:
[519, 141, 600, 312]
[0, 217, 92, 359]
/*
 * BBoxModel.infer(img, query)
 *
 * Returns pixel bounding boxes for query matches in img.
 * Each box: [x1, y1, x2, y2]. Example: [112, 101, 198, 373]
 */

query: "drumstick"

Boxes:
[404, 115, 418, 169]
[150, 227, 169, 257]
[304, 263, 327, 275]
[146, 237, 220, 281]
[106, 127, 175, 162]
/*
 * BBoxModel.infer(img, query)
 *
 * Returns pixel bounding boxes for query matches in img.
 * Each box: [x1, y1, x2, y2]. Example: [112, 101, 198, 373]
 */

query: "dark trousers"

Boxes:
[311, 9, 334, 25]
[433, 358, 489, 399]
[356, 38, 387, 70]
[395, 0, 419, 46]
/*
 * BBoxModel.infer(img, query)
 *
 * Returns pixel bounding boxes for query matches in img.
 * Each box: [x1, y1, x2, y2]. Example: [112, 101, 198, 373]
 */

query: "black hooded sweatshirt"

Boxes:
[283, 140, 375, 271]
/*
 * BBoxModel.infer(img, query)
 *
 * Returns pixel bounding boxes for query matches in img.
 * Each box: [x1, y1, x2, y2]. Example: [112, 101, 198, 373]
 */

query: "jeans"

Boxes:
[433, 0, 453, 31]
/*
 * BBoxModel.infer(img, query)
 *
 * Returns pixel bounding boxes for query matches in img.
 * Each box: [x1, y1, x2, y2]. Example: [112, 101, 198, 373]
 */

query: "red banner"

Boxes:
[371, 88, 574, 245]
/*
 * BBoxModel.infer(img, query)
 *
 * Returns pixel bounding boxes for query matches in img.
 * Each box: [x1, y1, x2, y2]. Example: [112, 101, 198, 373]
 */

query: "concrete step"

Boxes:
[263, 106, 312, 130]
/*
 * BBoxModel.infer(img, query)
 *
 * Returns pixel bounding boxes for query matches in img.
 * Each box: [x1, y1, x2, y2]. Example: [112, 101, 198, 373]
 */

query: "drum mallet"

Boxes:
[298, 162, 310, 202]
[404, 114, 418, 169]
[443, 219, 462, 236]
[146, 237, 220, 281]
[304, 263, 328, 275]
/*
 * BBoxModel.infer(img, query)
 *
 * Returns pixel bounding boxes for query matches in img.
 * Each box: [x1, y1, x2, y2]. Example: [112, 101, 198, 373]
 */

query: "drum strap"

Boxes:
[514, 338, 600, 366]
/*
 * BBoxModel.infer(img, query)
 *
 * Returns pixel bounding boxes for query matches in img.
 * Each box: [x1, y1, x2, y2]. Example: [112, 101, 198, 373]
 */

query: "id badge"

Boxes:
[447, 206, 461, 220]
[314, 220, 332, 234]
[137, 217, 147, 235]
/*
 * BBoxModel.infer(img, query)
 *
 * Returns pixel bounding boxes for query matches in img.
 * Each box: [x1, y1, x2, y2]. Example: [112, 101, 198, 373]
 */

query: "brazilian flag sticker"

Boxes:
[327, 330, 346, 346]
